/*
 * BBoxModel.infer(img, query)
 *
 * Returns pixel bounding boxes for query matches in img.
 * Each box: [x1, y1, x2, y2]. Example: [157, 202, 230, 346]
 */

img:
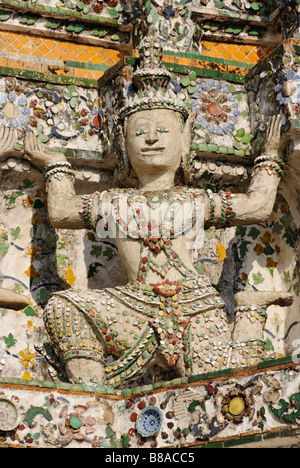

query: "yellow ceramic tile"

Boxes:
[73, 68, 104, 80]
[81, 47, 97, 61]
[0, 28, 275, 87]
[0, 31, 124, 69]
[202, 40, 275, 65]
[232, 48, 249, 63]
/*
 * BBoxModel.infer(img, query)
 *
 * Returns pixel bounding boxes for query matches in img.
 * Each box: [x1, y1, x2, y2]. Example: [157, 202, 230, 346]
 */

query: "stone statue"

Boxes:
[0, 127, 30, 311]
[22, 34, 292, 387]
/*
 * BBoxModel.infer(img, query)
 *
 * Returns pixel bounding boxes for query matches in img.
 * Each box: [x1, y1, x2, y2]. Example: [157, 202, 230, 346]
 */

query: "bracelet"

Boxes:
[254, 155, 285, 167]
[44, 166, 75, 183]
[234, 305, 268, 328]
[44, 161, 75, 183]
[252, 161, 285, 178]
[206, 189, 215, 227]
[79, 194, 97, 232]
[44, 161, 72, 172]
[220, 191, 236, 227]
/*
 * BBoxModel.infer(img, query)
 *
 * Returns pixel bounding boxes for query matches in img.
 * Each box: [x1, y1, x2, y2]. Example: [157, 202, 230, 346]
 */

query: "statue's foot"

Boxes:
[65, 358, 105, 384]
[234, 291, 294, 310]
[0, 288, 29, 310]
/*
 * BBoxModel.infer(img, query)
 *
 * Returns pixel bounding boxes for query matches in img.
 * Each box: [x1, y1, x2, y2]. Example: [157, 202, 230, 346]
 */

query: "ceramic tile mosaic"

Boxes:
[202, 41, 275, 66]
[0, 0, 298, 451]
[0, 358, 299, 448]
[0, 31, 126, 80]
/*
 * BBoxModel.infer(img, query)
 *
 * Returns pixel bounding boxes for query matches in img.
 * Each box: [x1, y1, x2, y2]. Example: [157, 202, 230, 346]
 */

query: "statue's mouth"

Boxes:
[141, 147, 166, 154]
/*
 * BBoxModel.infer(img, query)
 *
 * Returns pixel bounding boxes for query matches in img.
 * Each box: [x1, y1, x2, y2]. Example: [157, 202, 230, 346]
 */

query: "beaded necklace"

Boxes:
[110, 187, 203, 283]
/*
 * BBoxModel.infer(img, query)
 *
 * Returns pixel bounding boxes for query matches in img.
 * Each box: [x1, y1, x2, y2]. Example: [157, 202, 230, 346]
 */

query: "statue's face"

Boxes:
[125, 108, 183, 177]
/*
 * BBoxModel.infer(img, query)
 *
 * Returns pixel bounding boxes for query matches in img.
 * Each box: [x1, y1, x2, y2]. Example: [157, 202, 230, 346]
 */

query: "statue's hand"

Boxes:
[262, 115, 281, 157]
[0, 126, 16, 162]
[24, 131, 67, 170]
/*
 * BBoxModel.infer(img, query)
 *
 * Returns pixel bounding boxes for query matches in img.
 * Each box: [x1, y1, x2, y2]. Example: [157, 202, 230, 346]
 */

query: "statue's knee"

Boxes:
[44, 294, 105, 364]
[64, 357, 105, 384]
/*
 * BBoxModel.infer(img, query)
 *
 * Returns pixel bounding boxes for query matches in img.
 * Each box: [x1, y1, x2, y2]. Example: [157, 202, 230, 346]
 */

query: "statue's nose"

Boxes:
[145, 128, 159, 144]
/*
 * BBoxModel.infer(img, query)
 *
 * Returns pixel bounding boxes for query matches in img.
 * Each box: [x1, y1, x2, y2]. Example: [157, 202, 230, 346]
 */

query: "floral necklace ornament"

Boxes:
[110, 187, 203, 282]
[149, 281, 191, 370]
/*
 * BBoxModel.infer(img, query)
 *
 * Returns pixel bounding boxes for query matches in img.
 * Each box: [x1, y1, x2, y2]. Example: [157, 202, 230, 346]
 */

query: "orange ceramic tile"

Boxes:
[232, 48, 249, 63]
[0, 31, 124, 69]
[201, 40, 275, 65]
[0, 29, 275, 86]
[72, 68, 104, 81]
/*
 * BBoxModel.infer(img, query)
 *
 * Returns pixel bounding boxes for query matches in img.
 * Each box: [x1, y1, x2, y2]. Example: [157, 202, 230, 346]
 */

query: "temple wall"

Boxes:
[0, 0, 299, 449]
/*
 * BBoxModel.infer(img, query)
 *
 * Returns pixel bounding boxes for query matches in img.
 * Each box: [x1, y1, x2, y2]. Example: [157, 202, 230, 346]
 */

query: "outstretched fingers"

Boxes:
[0, 126, 6, 153]
[263, 114, 282, 157]
[267, 115, 276, 142]
[0, 126, 16, 160]
[6, 127, 16, 151]
[36, 133, 45, 153]
[0, 126, 9, 152]
[24, 130, 35, 155]
[24, 130, 53, 170]
[266, 115, 281, 144]
[274, 114, 281, 138]
[29, 131, 45, 155]
[33, 132, 40, 153]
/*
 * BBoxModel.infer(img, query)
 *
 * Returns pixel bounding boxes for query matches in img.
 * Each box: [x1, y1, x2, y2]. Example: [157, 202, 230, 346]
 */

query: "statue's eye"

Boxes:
[157, 127, 169, 133]
[136, 129, 148, 136]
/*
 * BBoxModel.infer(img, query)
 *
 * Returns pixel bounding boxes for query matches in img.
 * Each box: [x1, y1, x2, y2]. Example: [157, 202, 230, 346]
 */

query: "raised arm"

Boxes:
[24, 132, 99, 230]
[207, 115, 283, 228]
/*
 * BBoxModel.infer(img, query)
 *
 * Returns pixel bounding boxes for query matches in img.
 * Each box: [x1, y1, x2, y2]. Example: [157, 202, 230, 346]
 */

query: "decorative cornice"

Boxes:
[0, 354, 297, 397]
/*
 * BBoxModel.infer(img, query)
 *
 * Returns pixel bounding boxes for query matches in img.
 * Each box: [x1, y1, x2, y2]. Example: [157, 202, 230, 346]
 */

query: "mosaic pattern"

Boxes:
[190, 79, 248, 137]
[136, 406, 163, 437]
[273, 53, 300, 111]
[0, 360, 299, 448]
[0, 12, 131, 48]
[0, 0, 126, 22]
[0, 398, 20, 431]
[235, 197, 300, 356]
[0, 31, 125, 80]
[0, 77, 103, 150]
[202, 41, 275, 66]
[193, 0, 278, 16]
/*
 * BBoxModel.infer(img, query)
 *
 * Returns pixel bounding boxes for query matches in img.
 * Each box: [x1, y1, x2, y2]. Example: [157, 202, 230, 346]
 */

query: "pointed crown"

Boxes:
[119, 29, 189, 121]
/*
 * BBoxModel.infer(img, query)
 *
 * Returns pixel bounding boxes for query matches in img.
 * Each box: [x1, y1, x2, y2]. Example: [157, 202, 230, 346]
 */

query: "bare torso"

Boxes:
[98, 187, 204, 284]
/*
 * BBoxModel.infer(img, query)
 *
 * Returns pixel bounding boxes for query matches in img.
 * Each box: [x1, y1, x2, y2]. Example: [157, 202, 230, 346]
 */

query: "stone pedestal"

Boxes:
[0, 357, 299, 449]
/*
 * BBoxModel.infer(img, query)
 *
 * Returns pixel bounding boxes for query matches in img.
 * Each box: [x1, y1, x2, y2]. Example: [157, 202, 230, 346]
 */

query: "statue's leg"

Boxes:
[64, 358, 105, 384]
[231, 291, 294, 368]
[189, 307, 232, 374]
[44, 293, 107, 384]
[43, 288, 152, 385]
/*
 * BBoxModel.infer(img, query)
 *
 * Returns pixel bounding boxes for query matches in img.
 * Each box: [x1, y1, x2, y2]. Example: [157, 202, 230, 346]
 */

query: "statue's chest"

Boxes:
[110, 188, 202, 247]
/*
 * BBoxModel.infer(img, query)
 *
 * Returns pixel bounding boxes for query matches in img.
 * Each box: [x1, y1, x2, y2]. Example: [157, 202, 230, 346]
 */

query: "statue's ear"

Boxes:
[182, 111, 196, 184]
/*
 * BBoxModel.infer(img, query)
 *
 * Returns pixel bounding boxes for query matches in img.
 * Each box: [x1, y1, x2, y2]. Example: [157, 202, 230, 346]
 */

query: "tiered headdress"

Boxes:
[119, 29, 189, 121]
